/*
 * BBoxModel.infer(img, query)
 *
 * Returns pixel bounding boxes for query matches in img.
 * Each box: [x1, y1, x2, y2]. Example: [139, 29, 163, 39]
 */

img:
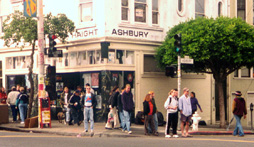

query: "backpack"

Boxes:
[157, 111, 166, 126]
[135, 111, 145, 125]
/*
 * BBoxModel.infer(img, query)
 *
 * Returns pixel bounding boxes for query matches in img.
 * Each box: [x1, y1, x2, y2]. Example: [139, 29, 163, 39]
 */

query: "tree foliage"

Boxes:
[1, 11, 75, 118]
[156, 17, 254, 127]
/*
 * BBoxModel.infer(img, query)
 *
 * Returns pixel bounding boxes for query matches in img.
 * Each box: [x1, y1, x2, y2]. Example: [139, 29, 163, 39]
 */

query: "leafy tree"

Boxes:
[155, 17, 254, 127]
[2, 11, 75, 118]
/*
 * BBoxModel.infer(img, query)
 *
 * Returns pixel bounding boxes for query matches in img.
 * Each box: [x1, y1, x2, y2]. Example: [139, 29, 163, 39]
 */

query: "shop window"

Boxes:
[195, 0, 205, 18]
[135, 0, 146, 23]
[116, 50, 124, 64]
[88, 51, 95, 64]
[122, 0, 129, 21]
[108, 49, 116, 64]
[126, 51, 134, 65]
[144, 55, 162, 72]
[69, 52, 77, 66]
[178, 0, 183, 12]
[241, 67, 250, 77]
[152, 0, 159, 24]
[80, 0, 93, 22]
[218, 2, 222, 16]
[237, 0, 246, 20]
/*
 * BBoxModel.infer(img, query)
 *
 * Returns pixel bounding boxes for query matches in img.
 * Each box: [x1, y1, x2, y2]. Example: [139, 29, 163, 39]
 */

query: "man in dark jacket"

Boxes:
[81, 85, 97, 136]
[69, 90, 82, 126]
[121, 84, 134, 134]
[232, 91, 247, 137]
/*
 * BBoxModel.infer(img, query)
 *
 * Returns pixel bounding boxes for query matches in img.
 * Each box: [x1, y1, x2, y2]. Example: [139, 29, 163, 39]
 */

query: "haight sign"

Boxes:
[69, 28, 99, 40]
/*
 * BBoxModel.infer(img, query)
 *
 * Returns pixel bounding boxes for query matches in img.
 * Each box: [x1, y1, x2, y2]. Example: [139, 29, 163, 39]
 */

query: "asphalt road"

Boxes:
[0, 130, 254, 147]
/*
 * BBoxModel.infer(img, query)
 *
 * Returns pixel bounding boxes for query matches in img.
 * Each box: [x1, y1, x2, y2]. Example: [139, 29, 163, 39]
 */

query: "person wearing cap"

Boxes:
[148, 91, 158, 134]
[69, 90, 82, 126]
[7, 86, 20, 122]
[232, 91, 247, 137]
[15, 87, 29, 124]
[179, 87, 192, 137]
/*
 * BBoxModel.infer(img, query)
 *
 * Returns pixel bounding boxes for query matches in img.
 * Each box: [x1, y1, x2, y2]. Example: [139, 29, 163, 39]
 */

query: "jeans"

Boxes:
[18, 103, 27, 122]
[145, 115, 155, 134]
[123, 110, 131, 132]
[63, 107, 71, 122]
[119, 111, 126, 130]
[148, 113, 158, 133]
[84, 107, 94, 131]
[11, 105, 17, 121]
[233, 115, 244, 136]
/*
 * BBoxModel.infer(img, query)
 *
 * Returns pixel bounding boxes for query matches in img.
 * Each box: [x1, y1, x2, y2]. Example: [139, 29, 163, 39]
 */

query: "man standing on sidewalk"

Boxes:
[81, 85, 97, 136]
[7, 86, 20, 122]
[121, 84, 134, 134]
[232, 91, 247, 137]
[179, 88, 192, 137]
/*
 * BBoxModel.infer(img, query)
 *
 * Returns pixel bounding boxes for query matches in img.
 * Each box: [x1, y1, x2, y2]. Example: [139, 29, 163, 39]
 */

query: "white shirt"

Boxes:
[164, 95, 178, 114]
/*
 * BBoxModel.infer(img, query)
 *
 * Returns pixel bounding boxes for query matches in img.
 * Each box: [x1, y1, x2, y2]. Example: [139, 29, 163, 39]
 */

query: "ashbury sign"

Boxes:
[111, 28, 149, 38]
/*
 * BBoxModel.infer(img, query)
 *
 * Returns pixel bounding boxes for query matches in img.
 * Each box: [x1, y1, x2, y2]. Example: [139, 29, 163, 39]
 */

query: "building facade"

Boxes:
[0, 0, 231, 124]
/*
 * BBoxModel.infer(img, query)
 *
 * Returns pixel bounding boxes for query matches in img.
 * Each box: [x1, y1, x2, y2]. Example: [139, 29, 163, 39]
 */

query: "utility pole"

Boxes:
[37, 0, 45, 128]
[177, 55, 181, 97]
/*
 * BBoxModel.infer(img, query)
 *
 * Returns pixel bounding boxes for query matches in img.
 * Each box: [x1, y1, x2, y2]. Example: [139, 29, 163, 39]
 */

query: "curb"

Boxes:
[189, 131, 254, 135]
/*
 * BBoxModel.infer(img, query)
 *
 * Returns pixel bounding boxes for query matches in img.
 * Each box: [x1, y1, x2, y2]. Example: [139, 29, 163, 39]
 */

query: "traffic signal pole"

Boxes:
[37, 0, 46, 128]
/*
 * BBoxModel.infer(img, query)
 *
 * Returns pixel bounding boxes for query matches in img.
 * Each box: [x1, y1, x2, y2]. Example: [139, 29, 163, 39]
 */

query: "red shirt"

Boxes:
[0, 92, 7, 104]
[148, 101, 153, 115]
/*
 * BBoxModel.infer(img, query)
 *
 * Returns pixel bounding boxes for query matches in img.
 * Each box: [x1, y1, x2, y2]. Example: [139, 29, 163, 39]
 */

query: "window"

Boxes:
[80, 0, 93, 22]
[122, 0, 129, 21]
[152, 0, 159, 24]
[144, 55, 162, 72]
[237, 0, 246, 20]
[178, 0, 183, 12]
[195, 0, 205, 18]
[218, 2, 222, 16]
[0, 16, 3, 34]
[241, 67, 250, 77]
[234, 70, 239, 77]
[135, 0, 146, 23]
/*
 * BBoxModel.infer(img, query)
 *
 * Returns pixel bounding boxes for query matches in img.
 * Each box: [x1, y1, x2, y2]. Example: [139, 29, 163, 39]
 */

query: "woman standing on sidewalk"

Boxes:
[15, 87, 29, 124]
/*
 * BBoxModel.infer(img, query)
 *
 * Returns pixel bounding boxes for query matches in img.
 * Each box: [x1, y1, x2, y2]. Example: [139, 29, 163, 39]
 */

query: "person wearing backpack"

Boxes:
[15, 87, 29, 124]
[164, 89, 179, 138]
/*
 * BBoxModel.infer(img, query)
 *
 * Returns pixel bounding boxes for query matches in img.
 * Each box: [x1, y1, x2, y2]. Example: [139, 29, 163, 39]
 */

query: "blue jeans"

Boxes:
[11, 105, 17, 121]
[123, 110, 131, 132]
[84, 107, 94, 131]
[63, 107, 71, 122]
[148, 113, 158, 133]
[18, 103, 27, 122]
[233, 115, 244, 136]
[119, 111, 126, 130]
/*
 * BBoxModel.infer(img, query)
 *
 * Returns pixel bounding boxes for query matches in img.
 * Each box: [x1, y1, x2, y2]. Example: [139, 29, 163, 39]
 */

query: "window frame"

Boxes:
[121, 0, 129, 21]
[134, 0, 147, 23]
[195, 0, 205, 18]
[152, 0, 159, 25]
[79, 0, 93, 23]
[237, 0, 246, 21]
[218, 1, 223, 17]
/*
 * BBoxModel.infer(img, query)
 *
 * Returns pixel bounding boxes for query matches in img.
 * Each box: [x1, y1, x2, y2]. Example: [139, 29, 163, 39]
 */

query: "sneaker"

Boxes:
[128, 131, 132, 134]
[77, 134, 81, 138]
[20, 122, 24, 124]
[90, 130, 94, 137]
[173, 135, 179, 138]
[124, 130, 128, 133]
[165, 135, 171, 138]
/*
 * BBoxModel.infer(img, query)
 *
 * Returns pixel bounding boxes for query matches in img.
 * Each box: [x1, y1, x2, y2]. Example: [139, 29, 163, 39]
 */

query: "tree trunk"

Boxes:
[27, 43, 35, 118]
[216, 80, 226, 128]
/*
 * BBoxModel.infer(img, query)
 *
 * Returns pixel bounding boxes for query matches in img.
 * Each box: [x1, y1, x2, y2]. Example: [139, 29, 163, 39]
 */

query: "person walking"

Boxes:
[121, 84, 134, 134]
[81, 85, 97, 136]
[232, 91, 247, 137]
[60, 86, 72, 125]
[148, 91, 158, 134]
[190, 92, 203, 114]
[15, 87, 29, 124]
[69, 90, 82, 126]
[164, 89, 179, 138]
[143, 94, 158, 136]
[118, 87, 125, 130]
[105, 86, 120, 129]
[7, 86, 20, 122]
[179, 88, 192, 137]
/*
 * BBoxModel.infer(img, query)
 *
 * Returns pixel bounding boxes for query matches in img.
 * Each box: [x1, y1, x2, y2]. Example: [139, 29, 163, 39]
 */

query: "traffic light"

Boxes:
[174, 34, 181, 54]
[46, 66, 57, 100]
[49, 34, 57, 53]
[165, 65, 177, 77]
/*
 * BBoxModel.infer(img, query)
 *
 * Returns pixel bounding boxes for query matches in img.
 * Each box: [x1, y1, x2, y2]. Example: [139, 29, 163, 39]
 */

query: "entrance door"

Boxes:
[215, 80, 227, 121]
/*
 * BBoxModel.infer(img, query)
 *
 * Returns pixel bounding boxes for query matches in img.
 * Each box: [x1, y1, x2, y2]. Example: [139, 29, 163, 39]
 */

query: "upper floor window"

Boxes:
[178, 0, 183, 12]
[237, 0, 246, 20]
[152, 0, 159, 24]
[80, 0, 93, 22]
[234, 66, 252, 78]
[135, 0, 147, 23]
[195, 0, 205, 18]
[218, 2, 222, 16]
[122, 0, 129, 21]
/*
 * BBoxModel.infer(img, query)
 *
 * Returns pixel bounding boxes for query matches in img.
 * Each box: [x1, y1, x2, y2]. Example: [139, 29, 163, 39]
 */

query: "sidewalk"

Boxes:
[0, 120, 254, 137]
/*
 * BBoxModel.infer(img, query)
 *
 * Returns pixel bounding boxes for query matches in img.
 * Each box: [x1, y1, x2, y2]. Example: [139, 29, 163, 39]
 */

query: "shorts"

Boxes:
[180, 114, 192, 123]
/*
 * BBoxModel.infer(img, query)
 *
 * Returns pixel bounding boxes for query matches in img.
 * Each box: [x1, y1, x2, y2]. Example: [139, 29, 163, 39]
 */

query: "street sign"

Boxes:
[48, 50, 63, 57]
[181, 56, 194, 64]
[24, 0, 37, 17]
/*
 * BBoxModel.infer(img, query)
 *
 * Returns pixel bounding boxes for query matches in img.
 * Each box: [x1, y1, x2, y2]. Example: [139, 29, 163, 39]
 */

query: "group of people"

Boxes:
[6, 85, 29, 124]
[60, 84, 97, 136]
[105, 84, 134, 134]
